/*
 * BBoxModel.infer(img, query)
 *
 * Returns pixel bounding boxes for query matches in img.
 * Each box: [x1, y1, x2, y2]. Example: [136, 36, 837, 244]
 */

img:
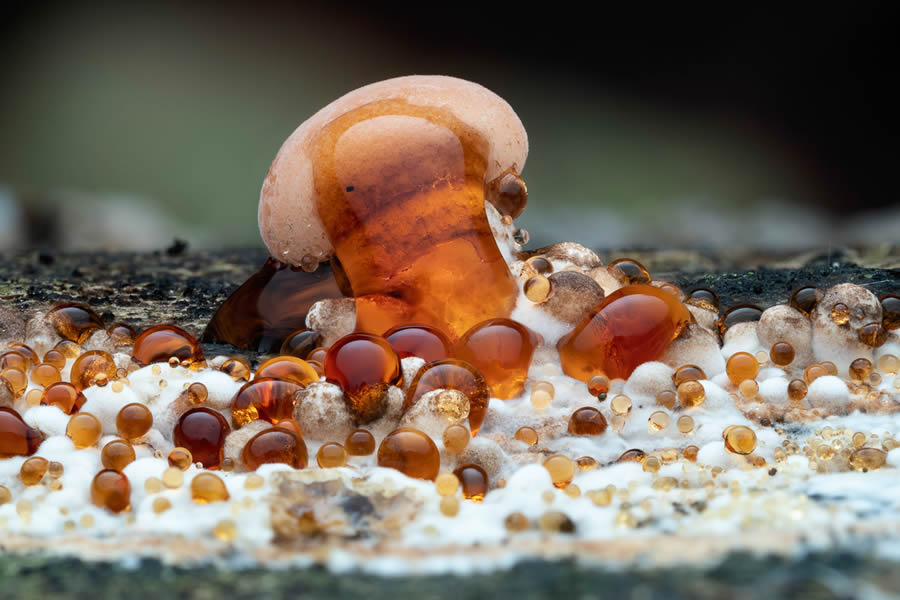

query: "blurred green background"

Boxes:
[1, 3, 897, 252]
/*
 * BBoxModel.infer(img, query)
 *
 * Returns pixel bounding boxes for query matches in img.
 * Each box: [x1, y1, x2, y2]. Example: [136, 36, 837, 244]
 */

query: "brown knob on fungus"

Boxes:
[258, 76, 528, 339]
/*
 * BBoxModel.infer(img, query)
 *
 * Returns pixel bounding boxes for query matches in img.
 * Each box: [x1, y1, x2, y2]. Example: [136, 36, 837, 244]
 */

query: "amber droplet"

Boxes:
[66, 413, 102, 448]
[116, 403, 153, 440]
[307, 347, 328, 364]
[0, 351, 27, 372]
[859, 322, 887, 348]
[790, 286, 823, 316]
[312, 101, 518, 339]
[648, 411, 669, 432]
[686, 288, 719, 311]
[191, 473, 230, 503]
[106, 323, 136, 347]
[275, 419, 303, 437]
[716, 304, 764, 338]
[881, 294, 900, 330]
[878, 354, 900, 375]
[454, 464, 488, 502]
[455, 318, 537, 400]
[132, 325, 204, 368]
[739, 380, 758, 399]
[435, 472, 459, 496]
[530, 381, 555, 409]
[442, 424, 470, 453]
[316, 442, 348, 468]
[568, 407, 608, 436]
[676, 415, 694, 434]
[673, 364, 705, 387]
[406, 360, 490, 435]
[609, 258, 651, 285]
[610, 394, 632, 416]
[787, 379, 807, 402]
[203, 258, 347, 353]
[242, 428, 308, 470]
[48, 303, 104, 343]
[526, 256, 553, 276]
[325, 333, 400, 423]
[255, 355, 319, 386]
[587, 374, 610, 397]
[523, 276, 552, 303]
[168, 447, 194, 470]
[53, 340, 82, 359]
[559, 285, 691, 381]
[485, 167, 528, 218]
[829, 303, 850, 326]
[683, 445, 699, 461]
[91, 470, 130, 513]
[514, 426, 538, 446]
[101, 439, 136, 471]
[29, 363, 60, 388]
[345, 429, 376, 456]
[726, 352, 759, 386]
[677, 381, 705, 408]
[40, 382, 86, 414]
[804, 364, 828, 385]
[724, 425, 756, 455]
[6, 343, 37, 367]
[41, 349, 66, 370]
[19, 456, 48, 486]
[617, 448, 646, 463]
[384, 324, 452, 363]
[543, 454, 575, 489]
[1, 368, 27, 397]
[221, 358, 251, 381]
[377, 428, 440, 480]
[770, 341, 795, 366]
[849, 358, 874, 381]
[850, 447, 887, 471]
[70, 350, 116, 392]
[231, 378, 303, 426]
[174, 407, 230, 469]
[280, 329, 324, 360]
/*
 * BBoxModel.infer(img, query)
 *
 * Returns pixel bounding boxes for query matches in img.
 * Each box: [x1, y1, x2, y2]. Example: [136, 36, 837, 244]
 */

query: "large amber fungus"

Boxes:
[312, 99, 518, 339]
[558, 284, 691, 381]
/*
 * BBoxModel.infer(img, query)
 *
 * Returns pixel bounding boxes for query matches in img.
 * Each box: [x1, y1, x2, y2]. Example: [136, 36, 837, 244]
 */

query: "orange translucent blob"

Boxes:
[231, 378, 303, 426]
[0, 351, 27, 372]
[454, 463, 488, 502]
[19, 456, 48, 486]
[173, 407, 230, 469]
[48, 303, 104, 343]
[316, 442, 348, 468]
[716, 305, 763, 338]
[804, 364, 828, 385]
[107, 323, 137, 347]
[1, 368, 27, 397]
[685, 288, 719, 311]
[726, 352, 759, 386]
[274, 419, 303, 437]
[132, 325, 204, 368]
[514, 426, 538, 446]
[42, 349, 66, 370]
[384, 324, 453, 363]
[312, 100, 518, 340]
[376, 428, 440, 480]
[787, 379, 808, 402]
[608, 258, 651, 285]
[307, 347, 328, 364]
[770, 341, 795, 366]
[116, 403, 153, 440]
[7, 343, 38, 367]
[242, 427, 308, 470]
[101, 439, 136, 471]
[54, 340, 82, 359]
[91, 469, 131, 513]
[405, 359, 490, 435]
[455, 318, 537, 400]
[70, 350, 116, 392]
[345, 429, 376, 456]
[324, 333, 401, 423]
[485, 168, 528, 218]
[40, 382, 86, 414]
[66, 413, 102, 448]
[790, 286, 823, 316]
[558, 285, 691, 381]
[221, 358, 251, 381]
[882, 294, 900, 330]
[280, 329, 323, 359]
[191, 473, 230, 503]
[567, 407, 608, 436]
[202, 258, 347, 353]
[255, 355, 319, 386]
[673, 365, 705, 386]
[859, 323, 888, 348]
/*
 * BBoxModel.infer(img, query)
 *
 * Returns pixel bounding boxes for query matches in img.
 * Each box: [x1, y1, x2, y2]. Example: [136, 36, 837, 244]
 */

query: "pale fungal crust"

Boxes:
[258, 75, 529, 266]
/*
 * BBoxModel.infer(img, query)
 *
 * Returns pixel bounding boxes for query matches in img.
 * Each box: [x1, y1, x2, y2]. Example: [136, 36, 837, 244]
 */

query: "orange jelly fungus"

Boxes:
[132, 325, 204, 368]
[455, 318, 537, 400]
[405, 359, 491, 435]
[231, 378, 303, 426]
[324, 333, 401, 423]
[173, 407, 231, 469]
[70, 350, 117, 392]
[377, 428, 440, 480]
[254, 355, 319, 386]
[90, 469, 131, 513]
[384, 323, 453, 363]
[242, 427, 308, 470]
[312, 100, 518, 339]
[0, 408, 42, 458]
[203, 258, 347, 353]
[558, 285, 691, 381]
[48, 303, 104, 344]
[40, 382, 87, 414]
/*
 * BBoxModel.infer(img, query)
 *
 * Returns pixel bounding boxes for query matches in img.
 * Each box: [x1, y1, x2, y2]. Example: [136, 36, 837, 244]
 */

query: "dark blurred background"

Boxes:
[1, 2, 897, 252]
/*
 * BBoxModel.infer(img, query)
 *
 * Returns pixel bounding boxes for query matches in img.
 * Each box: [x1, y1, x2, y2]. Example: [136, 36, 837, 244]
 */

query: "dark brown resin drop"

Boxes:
[48, 304, 104, 344]
[241, 427, 308, 470]
[280, 329, 324, 359]
[384, 323, 453, 363]
[790, 286, 823, 316]
[202, 258, 348, 353]
[0, 407, 42, 457]
[40, 382, 87, 414]
[716, 304, 764, 338]
[231, 378, 303, 426]
[324, 333, 401, 423]
[454, 463, 489, 502]
[455, 318, 537, 400]
[173, 407, 230, 469]
[132, 325, 204, 367]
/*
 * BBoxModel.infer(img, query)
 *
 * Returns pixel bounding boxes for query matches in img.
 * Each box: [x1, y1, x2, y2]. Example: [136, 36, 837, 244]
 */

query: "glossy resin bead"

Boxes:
[455, 318, 537, 400]
[254, 356, 319, 386]
[40, 382, 86, 414]
[132, 325, 204, 368]
[405, 359, 490, 435]
[231, 378, 303, 426]
[377, 428, 440, 480]
[383, 323, 453, 363]
[48, 303, 104, 343]
[324, 333, 401, 423]
[241, 427, 308, 470]
[173, 407, 230, 469]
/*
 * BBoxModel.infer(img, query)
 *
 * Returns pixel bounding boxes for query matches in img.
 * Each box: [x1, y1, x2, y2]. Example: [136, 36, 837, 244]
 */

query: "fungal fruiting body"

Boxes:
[0, 75, 898, 574]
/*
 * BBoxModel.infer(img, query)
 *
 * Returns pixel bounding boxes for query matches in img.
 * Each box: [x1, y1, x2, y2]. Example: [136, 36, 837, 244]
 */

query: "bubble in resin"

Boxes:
[455, 318, 537, 400]
[558, 285, 690, 381]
